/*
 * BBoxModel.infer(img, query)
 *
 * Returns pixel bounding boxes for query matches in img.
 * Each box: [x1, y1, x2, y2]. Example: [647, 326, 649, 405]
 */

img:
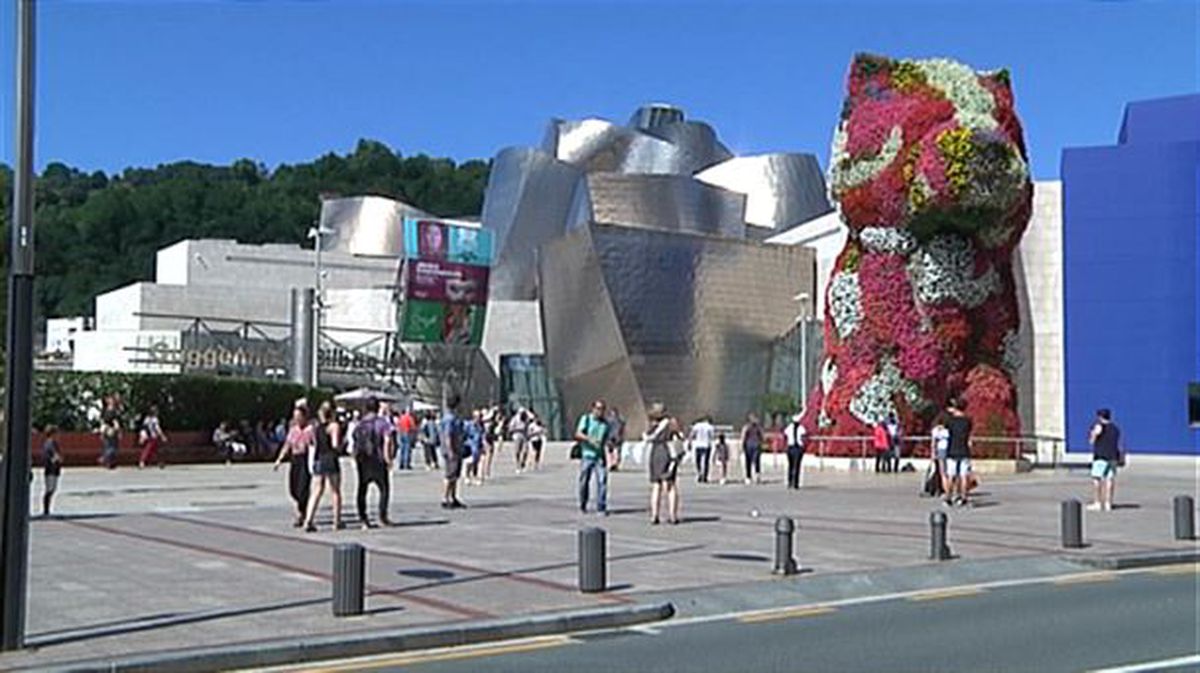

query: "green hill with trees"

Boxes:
[0, 139, 490, 333]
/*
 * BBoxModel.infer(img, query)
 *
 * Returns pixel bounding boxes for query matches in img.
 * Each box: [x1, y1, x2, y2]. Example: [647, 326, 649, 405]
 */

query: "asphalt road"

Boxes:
[301, 566, 1200, 673]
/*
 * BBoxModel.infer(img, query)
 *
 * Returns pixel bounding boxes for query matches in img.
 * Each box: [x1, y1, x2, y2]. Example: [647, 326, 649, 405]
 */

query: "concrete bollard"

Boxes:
[578, 527, 607, 593]
[1174, 495, 1195, 540]
[929, 511, 951, 561]
[332, 543, 365, 616]
[1061, 499, 1084, 549]
[773, 517, 798, 575]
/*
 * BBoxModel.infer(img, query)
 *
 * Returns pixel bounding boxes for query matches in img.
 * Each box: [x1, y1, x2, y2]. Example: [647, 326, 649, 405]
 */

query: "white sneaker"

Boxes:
[719, 478, 727, 485]
[1086, 503, 1102, 511]
[1103, 502, 1113, 511]
[744, 478, 752, 485]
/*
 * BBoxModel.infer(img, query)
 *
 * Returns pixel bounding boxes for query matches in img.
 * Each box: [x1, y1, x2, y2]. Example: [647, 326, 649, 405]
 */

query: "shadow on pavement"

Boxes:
[25, 596, 331, 648]
[712, 552, 770, 563]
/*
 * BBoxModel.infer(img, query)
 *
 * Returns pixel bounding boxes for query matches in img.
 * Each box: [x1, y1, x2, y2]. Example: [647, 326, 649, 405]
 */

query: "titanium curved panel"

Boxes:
[319, 195, 431, 257]
[481, 147, 584, 301]
[695, 153, 832, 235]
[541, 224, 815, 434]
[542, 118, 691, 175]
[572, 173, 746, 238]
[641, 121, 734, 174]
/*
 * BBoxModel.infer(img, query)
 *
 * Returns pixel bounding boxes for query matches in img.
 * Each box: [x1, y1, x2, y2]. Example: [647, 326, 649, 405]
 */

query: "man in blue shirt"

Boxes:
[575, 399, 610, 515]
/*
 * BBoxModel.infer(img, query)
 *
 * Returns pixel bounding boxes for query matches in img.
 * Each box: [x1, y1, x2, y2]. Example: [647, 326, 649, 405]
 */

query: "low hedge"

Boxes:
[30, 371, 330, 432]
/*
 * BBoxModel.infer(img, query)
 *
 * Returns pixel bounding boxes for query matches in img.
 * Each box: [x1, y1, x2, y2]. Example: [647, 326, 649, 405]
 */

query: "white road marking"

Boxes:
[1088, 653, 1200, 673]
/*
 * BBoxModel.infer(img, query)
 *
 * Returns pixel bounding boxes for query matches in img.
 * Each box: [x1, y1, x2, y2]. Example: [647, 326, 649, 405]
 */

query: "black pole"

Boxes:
[1, 0, 36, 651]
[1061, 499, 1084, 549]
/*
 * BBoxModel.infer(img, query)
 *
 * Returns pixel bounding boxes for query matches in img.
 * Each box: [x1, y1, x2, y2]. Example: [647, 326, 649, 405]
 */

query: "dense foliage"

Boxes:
[31, 370, 329, 432]
[0, 139, 490, 331]
[806, 53, 1031, 447]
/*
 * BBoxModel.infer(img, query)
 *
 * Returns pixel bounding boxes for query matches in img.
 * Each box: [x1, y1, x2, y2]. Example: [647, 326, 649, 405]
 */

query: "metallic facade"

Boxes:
[695, 153, 832, 236]
[319, 195, 431, 257]
[540, 224, 815, 434]
[482, 105, 829, 427]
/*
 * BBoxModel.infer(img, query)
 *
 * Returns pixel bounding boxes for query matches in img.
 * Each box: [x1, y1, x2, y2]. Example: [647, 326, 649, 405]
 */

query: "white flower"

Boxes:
[820, 358, 838, 395]
[907, 235, 998, 308]
[828, 271, 863, 339]
[1001, 329, 1022, 376]
[916, 58, 997, 131]
[830, 125, 904, 192]
[859, 227, 917, 255]
[848, 357, 928, 426]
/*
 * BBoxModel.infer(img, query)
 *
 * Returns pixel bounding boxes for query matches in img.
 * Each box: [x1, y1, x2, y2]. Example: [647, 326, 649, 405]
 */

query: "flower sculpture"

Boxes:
[804, 54, 1032, 451]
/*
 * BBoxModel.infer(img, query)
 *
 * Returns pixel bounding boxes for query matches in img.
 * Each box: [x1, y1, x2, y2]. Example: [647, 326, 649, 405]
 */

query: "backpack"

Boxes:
[354, 418, 383, 459]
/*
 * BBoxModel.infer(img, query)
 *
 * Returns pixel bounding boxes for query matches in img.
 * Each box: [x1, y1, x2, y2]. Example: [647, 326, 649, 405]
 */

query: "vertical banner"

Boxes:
[400, 219, 492, 346]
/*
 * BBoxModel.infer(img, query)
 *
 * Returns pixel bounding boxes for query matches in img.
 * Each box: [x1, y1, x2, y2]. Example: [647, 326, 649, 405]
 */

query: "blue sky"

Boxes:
[0, 0, 1197, 179]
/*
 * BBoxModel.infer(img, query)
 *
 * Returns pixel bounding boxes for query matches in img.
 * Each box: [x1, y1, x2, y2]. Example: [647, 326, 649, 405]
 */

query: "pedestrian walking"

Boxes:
[784, 413, 807, 490]
[885, 412, 903, 473]
[353, 398, 394, 528]
[575, 399, 610, 515]
[419, 412, 440, 470]
[397, 407, 417, 470]
[927, 416, 950, 497]
[41, 425, 63, 517]
[465, 409, 485, 485]
[439, 395, 468, 509]
[689, 415, 716, 483]
[713, 432, 730, 485]
[528, 414, 546, 471]
[740, 414, 764, 484]
[942, 398, 974, 507]
[647, 403, 681, 524]
[509, 408, 530, 473]
[273, 405, 314, 527]
[98, 394, 121, 469]
[1088, 408, 1122, 511]
[303, 402, 344, 532]
[138, 405, 168, 469]
[605, 407, 625, 471]
[872, 422, 890, 473]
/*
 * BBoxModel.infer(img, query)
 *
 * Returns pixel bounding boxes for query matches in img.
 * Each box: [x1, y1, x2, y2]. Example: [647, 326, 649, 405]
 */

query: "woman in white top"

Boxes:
[930, 417, 951, 495]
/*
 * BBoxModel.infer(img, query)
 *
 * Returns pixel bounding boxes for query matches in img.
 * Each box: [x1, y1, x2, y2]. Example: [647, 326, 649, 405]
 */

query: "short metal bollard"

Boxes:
[773, 517, 798, 575]
[929, 511, 951, 561]
[332, 543, 365, 616]
[1061, 499, 1084, 549]
[1174, 495, 1195, 540]
[578, 527, 607, 593]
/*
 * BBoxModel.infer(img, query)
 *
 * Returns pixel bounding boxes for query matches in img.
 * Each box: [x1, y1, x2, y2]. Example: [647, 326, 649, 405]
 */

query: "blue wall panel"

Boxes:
[1063, 95, 1200, 455]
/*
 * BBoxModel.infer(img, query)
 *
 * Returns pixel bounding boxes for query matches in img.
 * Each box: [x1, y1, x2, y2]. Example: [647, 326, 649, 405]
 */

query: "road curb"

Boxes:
[44, 601, 675, 673]
[1066, 548, 1199, 570]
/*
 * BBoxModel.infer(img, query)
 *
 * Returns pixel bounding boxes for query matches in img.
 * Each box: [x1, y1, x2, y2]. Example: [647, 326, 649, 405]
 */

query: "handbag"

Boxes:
[569, 442, 583, 460]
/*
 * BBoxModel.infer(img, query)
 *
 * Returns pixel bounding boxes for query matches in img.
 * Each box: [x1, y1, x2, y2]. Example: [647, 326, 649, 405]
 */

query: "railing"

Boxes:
[805, 434, 1066, 467]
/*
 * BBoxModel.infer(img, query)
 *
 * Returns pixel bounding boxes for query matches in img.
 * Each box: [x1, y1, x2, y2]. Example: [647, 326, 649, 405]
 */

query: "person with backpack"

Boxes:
[353, 398, 394, 528]
[418, 412, 440, 470]
[575, 399, 610, 515]
[784, 413, 807, 490]
[439, 394, 468, 509]
[302, 402, 344, 532]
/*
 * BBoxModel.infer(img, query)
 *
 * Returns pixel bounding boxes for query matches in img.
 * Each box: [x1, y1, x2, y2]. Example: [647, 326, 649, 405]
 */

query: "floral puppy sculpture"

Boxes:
[804, 54, 1032, 449]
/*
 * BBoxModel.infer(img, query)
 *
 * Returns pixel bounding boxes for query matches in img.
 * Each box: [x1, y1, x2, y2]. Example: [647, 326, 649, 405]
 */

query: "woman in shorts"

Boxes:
[303, 402, 343, 532]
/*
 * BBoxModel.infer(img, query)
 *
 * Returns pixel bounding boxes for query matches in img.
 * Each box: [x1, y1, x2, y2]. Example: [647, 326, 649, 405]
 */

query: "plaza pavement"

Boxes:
[2, 444, 1197, 670]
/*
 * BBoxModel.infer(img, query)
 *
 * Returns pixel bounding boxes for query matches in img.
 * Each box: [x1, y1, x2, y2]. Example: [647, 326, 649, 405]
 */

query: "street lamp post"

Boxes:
[307, 224, 333, 388]
[1, 0, 37, 651]
[793, 292, 811, 414]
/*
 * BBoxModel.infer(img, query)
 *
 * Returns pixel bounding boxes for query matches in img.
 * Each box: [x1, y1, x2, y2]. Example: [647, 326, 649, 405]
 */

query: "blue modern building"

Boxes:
[1062, 94, 1200, 455]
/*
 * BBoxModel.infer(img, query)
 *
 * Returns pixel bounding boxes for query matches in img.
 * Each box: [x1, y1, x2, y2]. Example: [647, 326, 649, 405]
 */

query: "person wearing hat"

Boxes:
[646, 402, 683, 524]
[784, 412, 808, 490]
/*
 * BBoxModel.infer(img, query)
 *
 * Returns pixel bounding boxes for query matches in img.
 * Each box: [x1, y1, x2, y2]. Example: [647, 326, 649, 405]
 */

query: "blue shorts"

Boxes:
[1091, 459, 1117, 480]
[946, 457, 971, 478]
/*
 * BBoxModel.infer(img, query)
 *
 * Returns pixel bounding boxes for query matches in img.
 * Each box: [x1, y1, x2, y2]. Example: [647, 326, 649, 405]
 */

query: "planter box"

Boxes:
[30, 431, 273, 467]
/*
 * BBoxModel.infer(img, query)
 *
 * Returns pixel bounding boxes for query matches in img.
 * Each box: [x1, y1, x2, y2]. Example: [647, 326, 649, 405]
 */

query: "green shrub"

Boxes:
[29, 371, 329, 431]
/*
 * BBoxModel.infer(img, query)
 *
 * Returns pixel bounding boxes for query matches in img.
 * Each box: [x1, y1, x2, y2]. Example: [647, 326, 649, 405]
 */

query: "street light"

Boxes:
[793, 292, 812, 414]
[307, 223, 333, 387]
